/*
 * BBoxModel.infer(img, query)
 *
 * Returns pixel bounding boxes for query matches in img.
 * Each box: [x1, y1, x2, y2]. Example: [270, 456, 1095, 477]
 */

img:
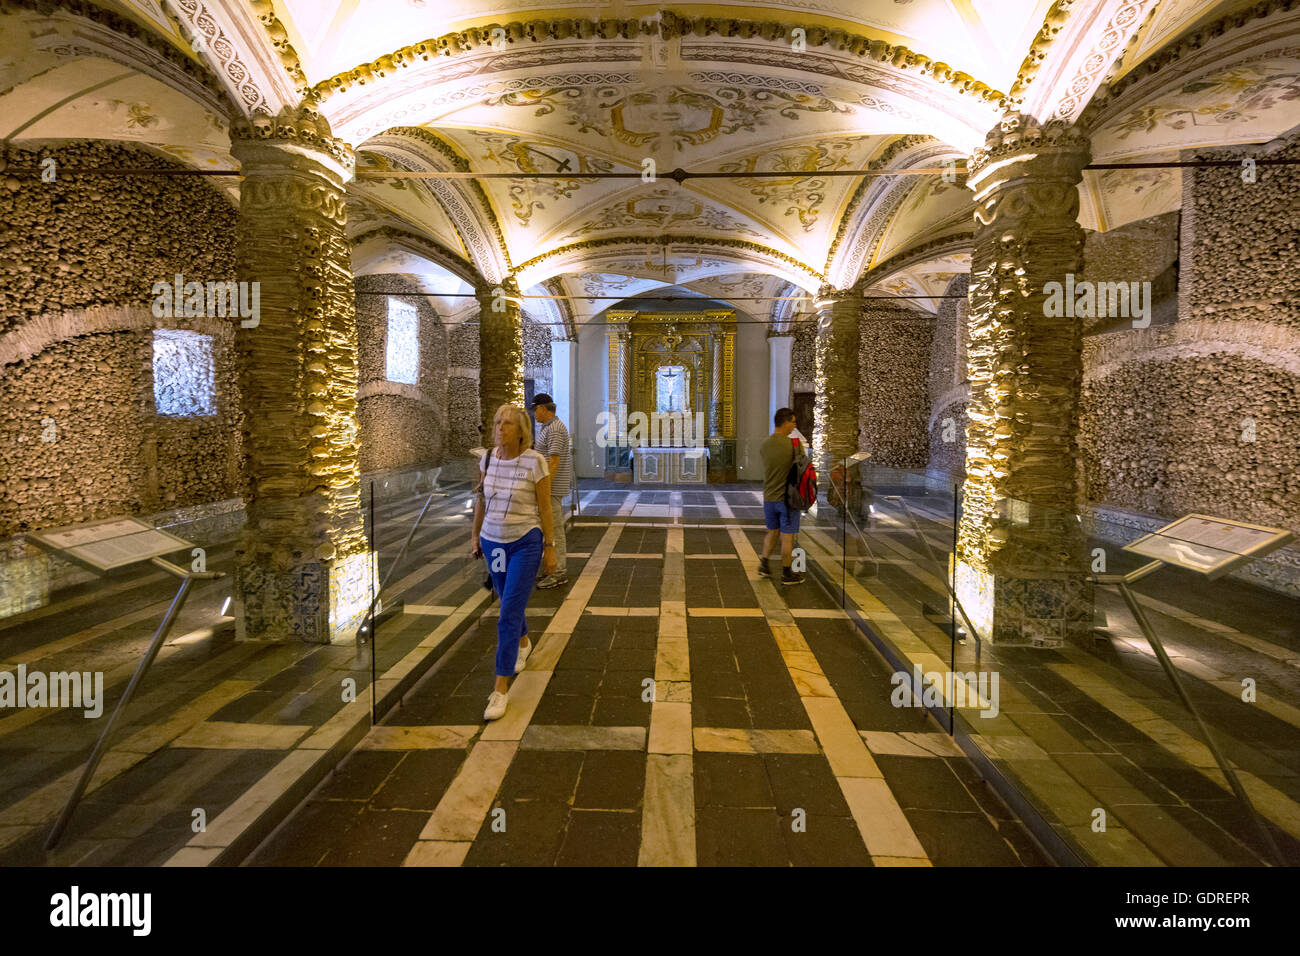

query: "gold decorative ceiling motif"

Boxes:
[3, 0, 1294, 319]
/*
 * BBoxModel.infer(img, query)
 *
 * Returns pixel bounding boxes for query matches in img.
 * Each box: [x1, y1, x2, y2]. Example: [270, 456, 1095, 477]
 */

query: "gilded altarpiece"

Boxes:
[604, 310, 736, 482]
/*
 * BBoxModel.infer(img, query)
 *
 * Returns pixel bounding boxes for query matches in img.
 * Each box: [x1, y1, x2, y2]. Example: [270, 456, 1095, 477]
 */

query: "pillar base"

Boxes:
[235, 550, 377, 644]
[955, 561, 1094, 648]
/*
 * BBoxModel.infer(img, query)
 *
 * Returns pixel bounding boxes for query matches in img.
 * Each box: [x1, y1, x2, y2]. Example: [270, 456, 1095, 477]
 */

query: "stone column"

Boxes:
[229, 107, 370, 643]
[767, 331, 793, 430]
[955, 115, 1094, 647]
[813, 285, 861, 507]
[477, 277, 524, 439]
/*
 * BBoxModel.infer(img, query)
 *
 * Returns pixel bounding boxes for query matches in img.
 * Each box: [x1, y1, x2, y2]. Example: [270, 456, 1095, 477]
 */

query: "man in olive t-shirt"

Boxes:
[758, 407, 804, 585]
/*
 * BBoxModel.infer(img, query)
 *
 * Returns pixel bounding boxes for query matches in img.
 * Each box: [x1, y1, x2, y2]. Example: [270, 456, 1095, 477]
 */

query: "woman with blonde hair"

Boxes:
[470, 403, 558, 720]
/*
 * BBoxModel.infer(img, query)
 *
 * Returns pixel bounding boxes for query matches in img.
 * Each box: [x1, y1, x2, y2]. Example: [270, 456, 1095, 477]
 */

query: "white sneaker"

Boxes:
[515, 639, 532, 675]
[484, 690, 508, 721]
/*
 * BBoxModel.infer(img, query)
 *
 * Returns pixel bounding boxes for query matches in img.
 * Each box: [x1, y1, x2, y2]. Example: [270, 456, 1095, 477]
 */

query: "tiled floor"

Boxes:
[0, 486, 487, 866]
[808, 492, 1300, 866]
[14, 480, 1291, 867]
[251, 488, 1047, 867]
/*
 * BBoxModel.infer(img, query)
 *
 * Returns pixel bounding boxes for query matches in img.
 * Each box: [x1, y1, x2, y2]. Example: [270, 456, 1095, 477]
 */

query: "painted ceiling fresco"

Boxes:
[427, 78, 908, 269]
[3, 1, 1296, 331]
[1078, 150, 1184, 233]
[864, 251, 971, 315]
[1091, 56, 1300, 160]
[872, 176, 974, 266]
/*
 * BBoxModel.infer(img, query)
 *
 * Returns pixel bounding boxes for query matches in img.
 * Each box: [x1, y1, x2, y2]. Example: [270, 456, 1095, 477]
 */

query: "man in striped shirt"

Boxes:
[531, 393, 572, 588]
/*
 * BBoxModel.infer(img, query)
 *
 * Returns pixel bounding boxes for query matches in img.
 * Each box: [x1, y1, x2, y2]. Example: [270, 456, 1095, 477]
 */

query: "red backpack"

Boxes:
[785, 438, 817, 511]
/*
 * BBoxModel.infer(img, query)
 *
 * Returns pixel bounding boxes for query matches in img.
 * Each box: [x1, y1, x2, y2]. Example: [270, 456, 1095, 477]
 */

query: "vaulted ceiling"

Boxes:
[3, 0, 1298, 329]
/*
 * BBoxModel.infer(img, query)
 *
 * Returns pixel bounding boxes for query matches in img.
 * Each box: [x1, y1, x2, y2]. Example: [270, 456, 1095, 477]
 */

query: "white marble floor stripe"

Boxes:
[520, 725, 647, 751]
[694, 727, 820, 755]
[359, 726, 478, 750]
[171, 721, 312, 750]
[616, 492, 641, 516]
[162, 586, 498, 867]
[1126, 591, 1300, 667]
[1, 680, 256, 850]
[1106, 629, 1300, 731]
[403, 523, 624, 867]
[725, 526, 930, 864]
[641, 524, 695, 866]
[711, 492, 735, 519]
[0, 625, 252, 743]
[573, 521, 770, 530]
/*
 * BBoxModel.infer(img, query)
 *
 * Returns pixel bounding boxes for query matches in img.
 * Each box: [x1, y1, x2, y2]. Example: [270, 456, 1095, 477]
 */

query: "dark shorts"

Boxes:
[763, 500, 800, 534]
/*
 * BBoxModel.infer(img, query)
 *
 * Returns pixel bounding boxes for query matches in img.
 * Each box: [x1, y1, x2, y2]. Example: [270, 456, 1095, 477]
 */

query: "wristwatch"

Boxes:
[544, 539, 555, 547]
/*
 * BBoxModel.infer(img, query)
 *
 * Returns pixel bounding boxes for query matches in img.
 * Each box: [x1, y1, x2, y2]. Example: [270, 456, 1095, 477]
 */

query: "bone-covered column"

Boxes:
[477, 277, 525, 439]
[955, 115, 1094, 646]
[229, 108, 369, 643]
[813, 285, 861, 504]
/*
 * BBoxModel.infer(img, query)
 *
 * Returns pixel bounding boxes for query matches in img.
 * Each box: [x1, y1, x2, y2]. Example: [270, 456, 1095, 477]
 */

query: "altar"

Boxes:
[633, 446, 708, 485]
[602, 309, 738, 482]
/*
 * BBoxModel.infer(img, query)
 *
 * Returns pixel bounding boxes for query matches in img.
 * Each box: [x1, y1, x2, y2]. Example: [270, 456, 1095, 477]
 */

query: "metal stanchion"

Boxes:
[1095, 561, 1286, 866]
[46, 556, 223, 850]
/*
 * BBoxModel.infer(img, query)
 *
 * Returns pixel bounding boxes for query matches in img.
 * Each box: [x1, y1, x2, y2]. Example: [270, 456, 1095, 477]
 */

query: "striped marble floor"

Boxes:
[806, 494, 1300, 866]
[0, 484, 487, 866]
[250, 489, 1044, 867]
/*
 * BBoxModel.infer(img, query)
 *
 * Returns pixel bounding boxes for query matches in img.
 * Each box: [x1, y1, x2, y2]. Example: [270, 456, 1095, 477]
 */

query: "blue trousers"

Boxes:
[480, 527, 543, 677]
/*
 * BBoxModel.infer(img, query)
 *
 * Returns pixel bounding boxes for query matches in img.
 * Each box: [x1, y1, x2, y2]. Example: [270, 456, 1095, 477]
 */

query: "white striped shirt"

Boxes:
[479, 448, 549, 543]
[537, 417, 572, 497]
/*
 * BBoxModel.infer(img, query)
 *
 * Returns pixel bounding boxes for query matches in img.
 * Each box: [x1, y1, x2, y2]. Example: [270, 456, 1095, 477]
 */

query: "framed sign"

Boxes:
[29, 516, 194, 573]
[1123, 514, 1294, 579]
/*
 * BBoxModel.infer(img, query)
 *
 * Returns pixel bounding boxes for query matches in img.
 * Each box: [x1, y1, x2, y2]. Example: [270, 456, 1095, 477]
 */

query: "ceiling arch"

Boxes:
[1, 0, 231, 125]
[822, 134, 964, 289]
[1081, 0, 1300, 159]
[356, 127, 512, 283]
[5, 0, 1290, 322]
[512, 235, 824, 297]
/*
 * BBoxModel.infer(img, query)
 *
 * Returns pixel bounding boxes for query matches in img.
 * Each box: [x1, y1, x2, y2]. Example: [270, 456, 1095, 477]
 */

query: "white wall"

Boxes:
[571, 302, 771, 483]
[574, 316, 606, 478]
[733, 309, 769, 484]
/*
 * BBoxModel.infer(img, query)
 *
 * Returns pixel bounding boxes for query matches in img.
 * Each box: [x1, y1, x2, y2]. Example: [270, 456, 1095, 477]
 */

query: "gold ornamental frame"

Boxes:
[604, 309, 738, 481]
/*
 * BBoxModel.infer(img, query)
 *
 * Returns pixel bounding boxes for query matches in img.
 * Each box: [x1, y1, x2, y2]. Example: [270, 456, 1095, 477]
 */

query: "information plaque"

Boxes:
[29, 516, 194, 572]
[1123, 514, 1294, 580]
